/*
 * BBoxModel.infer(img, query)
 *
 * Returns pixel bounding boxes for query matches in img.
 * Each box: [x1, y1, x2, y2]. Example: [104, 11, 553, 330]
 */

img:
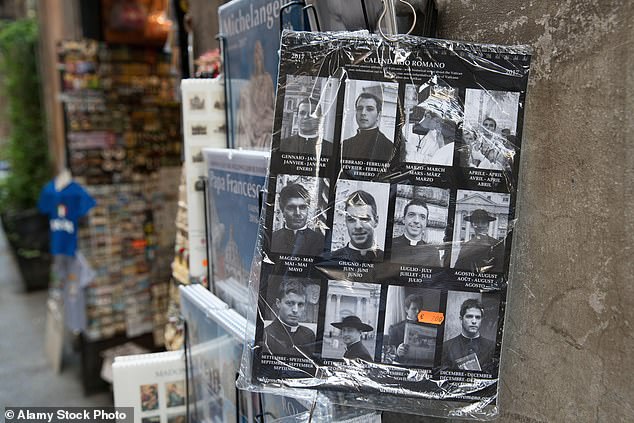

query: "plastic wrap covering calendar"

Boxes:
[237, 30, 532, 420]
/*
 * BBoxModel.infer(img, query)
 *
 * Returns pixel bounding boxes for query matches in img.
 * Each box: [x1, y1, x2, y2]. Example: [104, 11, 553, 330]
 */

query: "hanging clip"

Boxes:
[279, 1, 307, 36]
[359, 0, 372, 31]
[215, 34, 233, 148]
[304, 3, 321, 32]
[378, 0, 417, 41]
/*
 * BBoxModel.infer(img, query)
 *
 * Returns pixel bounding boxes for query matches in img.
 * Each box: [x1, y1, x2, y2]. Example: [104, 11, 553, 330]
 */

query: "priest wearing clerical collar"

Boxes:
[342, 92, 394, 161]
[331, 315, 374, 361]
[453, 208, 505, 273]
[280, 97, 333, 156]
[441, 299, 495, 371]
[390, 198, 441, 267]
[331, 190, 384, 262]
[262, 278, 316, 357]
[270, 182, 325, 256]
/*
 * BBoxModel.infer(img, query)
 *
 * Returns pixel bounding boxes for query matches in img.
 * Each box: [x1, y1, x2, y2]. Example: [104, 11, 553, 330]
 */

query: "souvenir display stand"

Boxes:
[57, 39, 182, 392]
[43, 2, 533, 420]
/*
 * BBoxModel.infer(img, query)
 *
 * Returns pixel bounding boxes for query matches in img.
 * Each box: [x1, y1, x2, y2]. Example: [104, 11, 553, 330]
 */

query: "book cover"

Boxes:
[203, 148, 269, 316]
[189, 335, 240, 423]
[181, 79, 227, 285]
[455, 352, 481, 371]
[218, 0, 306, 149]
[112, 351, 186, 423]
[402, 322, 436, 365]
[180, 286, 256, 423]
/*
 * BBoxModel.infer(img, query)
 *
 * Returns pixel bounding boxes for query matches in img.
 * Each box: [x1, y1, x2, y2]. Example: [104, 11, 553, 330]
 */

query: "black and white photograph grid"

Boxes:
[381, 286, 441, 367]
[321, 280, 381, 361]
[330, 179, 390, 261]
[459, 88, 520, 170]
[260, 276, 321, 357]
[450, 189, 511, 273]
[340, 79, 399, 160]
[401, 81, 463, 166]
[441, 290, 500, 372]
[390, 185, 450, 267]
[278, 75, 339, 155]
[270, 174, 330, 256]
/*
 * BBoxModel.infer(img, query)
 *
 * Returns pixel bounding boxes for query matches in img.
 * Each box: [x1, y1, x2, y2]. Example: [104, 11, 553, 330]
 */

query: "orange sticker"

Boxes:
[131, 239, 147, 249]
[202, 259, 208, 267]
[418, 310, 444, 325]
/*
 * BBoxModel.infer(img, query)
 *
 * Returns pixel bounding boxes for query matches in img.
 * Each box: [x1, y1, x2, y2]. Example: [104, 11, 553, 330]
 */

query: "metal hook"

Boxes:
[215, 34, 232, 148]
[359, 0, 372, 31]
[304, 4, 321, 32]
[378, 0, 417, 41]
[279, 1, 306, 36]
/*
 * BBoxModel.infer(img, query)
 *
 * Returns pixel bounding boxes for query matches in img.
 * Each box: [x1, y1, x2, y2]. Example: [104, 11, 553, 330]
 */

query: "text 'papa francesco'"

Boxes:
[209, 170, 263, 199]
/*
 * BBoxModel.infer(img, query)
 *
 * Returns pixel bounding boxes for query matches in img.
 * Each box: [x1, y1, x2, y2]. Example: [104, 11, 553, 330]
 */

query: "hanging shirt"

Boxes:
[37, 181, 96, 256]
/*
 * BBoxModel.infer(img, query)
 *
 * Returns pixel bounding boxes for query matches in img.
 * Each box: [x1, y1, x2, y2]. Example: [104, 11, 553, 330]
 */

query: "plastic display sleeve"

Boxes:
[237, 30, 532, 421]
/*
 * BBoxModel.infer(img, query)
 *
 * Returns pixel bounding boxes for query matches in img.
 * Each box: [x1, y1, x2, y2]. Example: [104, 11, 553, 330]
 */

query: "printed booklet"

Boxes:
[219, 0, 306, 150]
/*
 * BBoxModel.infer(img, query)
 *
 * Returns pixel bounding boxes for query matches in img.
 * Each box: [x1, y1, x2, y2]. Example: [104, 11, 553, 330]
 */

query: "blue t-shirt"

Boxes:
[37, 181, 96, 256]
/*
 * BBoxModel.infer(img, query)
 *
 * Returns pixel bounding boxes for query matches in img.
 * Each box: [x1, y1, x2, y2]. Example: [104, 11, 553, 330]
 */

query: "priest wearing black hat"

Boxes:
[454, 209, 504, 273]
[331, 315, 374, 361]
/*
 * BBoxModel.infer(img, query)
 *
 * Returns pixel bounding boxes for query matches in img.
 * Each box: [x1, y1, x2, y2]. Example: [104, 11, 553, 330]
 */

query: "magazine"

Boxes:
[240, 30, 532, 420]
[112, 350, 186, 423]
[455, 352, 481, 371]
[180, 286, 244, 423]
[181, 78, 227, 285]
[401, 322, 436, 365]
[218, 0, 306, 149]
[203, 148, 269, 316]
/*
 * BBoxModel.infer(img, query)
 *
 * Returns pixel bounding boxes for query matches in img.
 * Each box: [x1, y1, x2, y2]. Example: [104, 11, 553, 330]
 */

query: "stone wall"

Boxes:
[384, 1, 633, 421]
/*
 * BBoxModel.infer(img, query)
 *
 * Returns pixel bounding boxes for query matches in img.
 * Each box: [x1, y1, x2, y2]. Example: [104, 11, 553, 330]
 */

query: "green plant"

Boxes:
[0, 18, 51, 212]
